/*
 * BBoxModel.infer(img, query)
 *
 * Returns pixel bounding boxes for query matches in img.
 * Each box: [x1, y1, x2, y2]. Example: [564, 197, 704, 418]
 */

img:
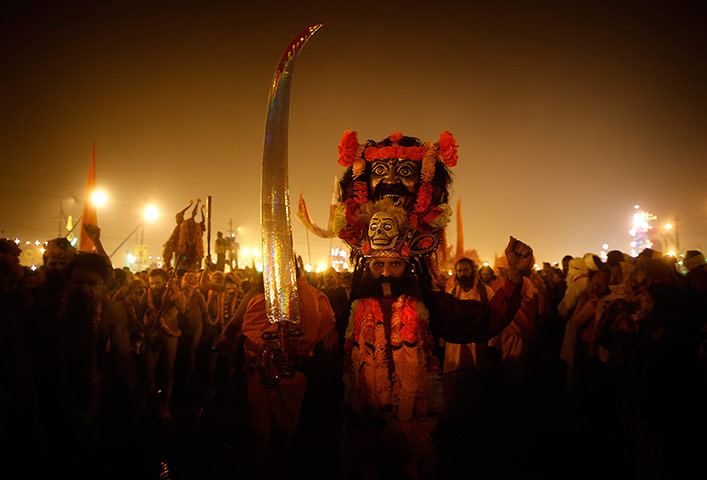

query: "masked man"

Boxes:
[332, 131, 533, 479]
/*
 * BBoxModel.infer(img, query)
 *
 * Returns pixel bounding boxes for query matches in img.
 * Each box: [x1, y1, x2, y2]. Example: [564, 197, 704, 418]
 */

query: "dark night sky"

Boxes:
[2, 0, 706, 268]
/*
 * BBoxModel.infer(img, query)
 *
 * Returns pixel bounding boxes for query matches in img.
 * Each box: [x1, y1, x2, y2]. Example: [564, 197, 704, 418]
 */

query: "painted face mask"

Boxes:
[368, 212, 400, 250]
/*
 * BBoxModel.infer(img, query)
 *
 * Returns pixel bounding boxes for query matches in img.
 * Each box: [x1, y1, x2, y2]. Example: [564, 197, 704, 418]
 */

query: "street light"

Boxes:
[144, 205, 159, 221]
[109, 204, 160, 259]
[91, 190, 107, 207]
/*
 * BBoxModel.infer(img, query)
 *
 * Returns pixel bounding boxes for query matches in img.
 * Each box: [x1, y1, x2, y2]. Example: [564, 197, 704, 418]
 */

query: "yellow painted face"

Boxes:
[368, 212, 400, 250]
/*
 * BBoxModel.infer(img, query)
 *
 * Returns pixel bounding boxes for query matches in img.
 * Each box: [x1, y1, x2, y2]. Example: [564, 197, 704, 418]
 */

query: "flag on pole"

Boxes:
[78, 143, 98, 252]
[296, 190, 337, 239]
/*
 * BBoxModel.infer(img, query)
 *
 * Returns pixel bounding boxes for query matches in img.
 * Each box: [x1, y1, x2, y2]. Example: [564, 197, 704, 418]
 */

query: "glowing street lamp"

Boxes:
[91, 190, 107, 207]
[664, 222, 673, 231]
[143, 205, 159, 221]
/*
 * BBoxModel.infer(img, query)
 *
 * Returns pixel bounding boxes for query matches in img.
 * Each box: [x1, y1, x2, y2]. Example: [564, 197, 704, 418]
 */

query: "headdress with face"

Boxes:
[334, 131, 458, 289]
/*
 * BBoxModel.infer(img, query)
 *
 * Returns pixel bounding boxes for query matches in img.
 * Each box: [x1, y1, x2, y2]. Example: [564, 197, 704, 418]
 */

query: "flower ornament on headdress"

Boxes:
[334, 130, 458, 251]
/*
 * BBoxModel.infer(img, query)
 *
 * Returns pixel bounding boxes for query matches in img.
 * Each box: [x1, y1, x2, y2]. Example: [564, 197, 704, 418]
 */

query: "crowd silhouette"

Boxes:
[1, 233, 705, 479]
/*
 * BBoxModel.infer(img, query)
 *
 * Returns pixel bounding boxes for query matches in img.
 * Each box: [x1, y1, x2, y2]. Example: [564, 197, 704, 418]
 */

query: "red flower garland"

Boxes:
[437, 130, 458, 167]
[364, 145, 427, 161]
[337, 129, 360, 166]
[413, 183, 433, 213]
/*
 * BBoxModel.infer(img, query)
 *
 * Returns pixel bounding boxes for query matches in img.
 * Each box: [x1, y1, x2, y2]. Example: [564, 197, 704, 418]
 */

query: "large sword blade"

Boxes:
[261, 23, 324, 325]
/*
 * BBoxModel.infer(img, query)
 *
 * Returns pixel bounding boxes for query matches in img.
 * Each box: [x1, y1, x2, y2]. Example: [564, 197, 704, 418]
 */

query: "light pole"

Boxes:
[109, 204, 159, 259]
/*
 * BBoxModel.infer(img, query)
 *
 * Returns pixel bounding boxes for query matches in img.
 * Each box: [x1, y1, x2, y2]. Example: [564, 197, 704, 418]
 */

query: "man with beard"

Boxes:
[137, 268, 185, 421]
[341, 204, 532, 478]
[31, 253, 136, 475]
[441, 258, 496, 425]
[320, 130, 533, 478]
[32, 237, 77, 308]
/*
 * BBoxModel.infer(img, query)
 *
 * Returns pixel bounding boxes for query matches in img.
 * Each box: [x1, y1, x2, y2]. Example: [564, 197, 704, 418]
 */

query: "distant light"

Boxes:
[482, 262, 489, 266]
[251, 249, 259, 257]
[26, 241, 30, 245]
[40, 247, 45, 254]
[304, 264, 313, 273]
[14, 238, 20, 244]
[255, 262, 263, 272]
[70, 237, 78, 247]
[602, 243, 609, 250]
[91, 190, 107, 207]
[127, 253, 137, 264]
[143, 205, 159, 221]
[534, 264, 541, 271]
[667, 250, 676, 257]
[634, 204, 640, 209]
[156, 256, 160, 260]
[34, 240, 40, 246]
[148, 255, 152, 259]
[241, 248, 249, 257]
[664, 222, 672, 231]
[31, 265, 36, 271]
[315, 262, 327, 273]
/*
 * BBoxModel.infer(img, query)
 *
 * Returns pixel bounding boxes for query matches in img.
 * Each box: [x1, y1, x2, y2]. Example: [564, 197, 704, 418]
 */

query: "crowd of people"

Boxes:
[1, 228, 705, 479]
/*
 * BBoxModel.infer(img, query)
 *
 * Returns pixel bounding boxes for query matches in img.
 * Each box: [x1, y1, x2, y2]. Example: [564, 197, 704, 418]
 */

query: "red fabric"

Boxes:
[78, 144, 97, 252]
[242, 276, 336, 436]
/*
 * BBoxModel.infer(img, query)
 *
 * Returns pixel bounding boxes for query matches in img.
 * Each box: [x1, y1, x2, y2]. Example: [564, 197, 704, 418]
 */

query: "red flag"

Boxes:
[295, 191, 334, 238]
[78, 143, 98, 252]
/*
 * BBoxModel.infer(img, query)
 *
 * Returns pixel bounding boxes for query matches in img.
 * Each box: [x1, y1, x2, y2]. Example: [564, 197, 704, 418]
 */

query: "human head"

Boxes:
[127, 278, 147, 301]
[684, 250, 705, 272]
[65, 253, 112, 306]
[0, 239, 24, 293]
[225, 275, 238, 294]
[210, 270, 225, 286]
[478, 265, 494, 284]
[588, 271, 610, 296]
[323, 268, 339, 288]
[181, 272, 199, 289]
[606, 250, 625, 268]
[494, 256, 509, 279]
[43, 237, 77, 272]
[561, 255, 573, 275]
[356, 256, 419, 299]
[147, 268, 169, 292]
[217, 231, 223, 239]
[454, 257, 477, 288]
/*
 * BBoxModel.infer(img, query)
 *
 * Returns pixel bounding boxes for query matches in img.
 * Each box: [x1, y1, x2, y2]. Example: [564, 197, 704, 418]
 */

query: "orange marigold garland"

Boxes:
[337, 129, 359, 167]
[335, 130, 459, 243]
[437, 130, 458, 167]
[344, 295, 441, 421]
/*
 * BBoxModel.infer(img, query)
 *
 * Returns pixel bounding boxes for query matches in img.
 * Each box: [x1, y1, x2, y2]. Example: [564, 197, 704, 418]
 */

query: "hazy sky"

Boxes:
[2, 0, 706, 269]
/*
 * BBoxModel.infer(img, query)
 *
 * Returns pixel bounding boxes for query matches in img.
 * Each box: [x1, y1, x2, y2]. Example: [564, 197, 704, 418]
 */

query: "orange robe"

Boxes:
[241, 276, 336, 439]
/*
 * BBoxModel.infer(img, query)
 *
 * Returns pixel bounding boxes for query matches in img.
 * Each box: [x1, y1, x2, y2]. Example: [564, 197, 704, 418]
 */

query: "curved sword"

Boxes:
[261, 23, 324, 327]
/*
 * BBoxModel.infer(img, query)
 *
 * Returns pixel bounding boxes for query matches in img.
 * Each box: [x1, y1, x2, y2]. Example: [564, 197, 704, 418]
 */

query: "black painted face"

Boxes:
[369, 158, 420, 208]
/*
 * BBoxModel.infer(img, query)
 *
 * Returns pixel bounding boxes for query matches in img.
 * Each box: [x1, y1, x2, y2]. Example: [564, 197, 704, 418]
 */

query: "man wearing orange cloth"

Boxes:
[232, 273, 338, 478]
[330, 131, 533, 479]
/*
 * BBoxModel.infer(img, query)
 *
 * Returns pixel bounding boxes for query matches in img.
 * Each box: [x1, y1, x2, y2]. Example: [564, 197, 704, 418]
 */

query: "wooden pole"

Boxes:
[207, 195, 212, 263]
